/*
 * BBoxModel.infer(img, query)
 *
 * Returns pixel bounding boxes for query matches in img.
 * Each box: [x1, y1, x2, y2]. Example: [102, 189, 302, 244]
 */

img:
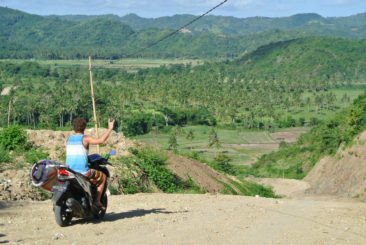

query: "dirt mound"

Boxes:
[304, 131, 366, 201]
[166, 153, 234, 193]
[0, 169, 46, 201]
[26, 128, 134, 161]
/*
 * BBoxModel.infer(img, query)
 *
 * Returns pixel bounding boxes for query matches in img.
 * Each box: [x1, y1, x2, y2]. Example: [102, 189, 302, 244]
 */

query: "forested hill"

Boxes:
[0, 7, 295, 59]
[228, 37, 366, 86]
[1, 7, 366, 59]
[49, 12, 366, 38]
[0, 37, 365, 134]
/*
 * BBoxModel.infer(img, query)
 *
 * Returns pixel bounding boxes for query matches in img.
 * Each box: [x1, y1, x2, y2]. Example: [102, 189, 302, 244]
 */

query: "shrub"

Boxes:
[128, 146, 202, 193]
[0, 146, 11, 163]
[211, 152, 236, 175]
[0, 126, 29, 151]
[108, 186, 119, 195]
[128, 147, 179, 192]
[24, 148, 49, 164]
[118, 157, 149, 194]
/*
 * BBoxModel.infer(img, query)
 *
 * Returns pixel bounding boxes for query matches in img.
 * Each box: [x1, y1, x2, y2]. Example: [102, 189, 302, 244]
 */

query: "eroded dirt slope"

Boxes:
[305, 131, 366, 201]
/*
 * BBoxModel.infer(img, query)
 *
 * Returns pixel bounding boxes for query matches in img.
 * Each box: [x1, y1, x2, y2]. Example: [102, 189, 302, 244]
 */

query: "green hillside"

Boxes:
[50, 12, 366, 38]
[1, 7, 366, 59]
[0, 7, 249, 59]
[230, 37, 366, 86]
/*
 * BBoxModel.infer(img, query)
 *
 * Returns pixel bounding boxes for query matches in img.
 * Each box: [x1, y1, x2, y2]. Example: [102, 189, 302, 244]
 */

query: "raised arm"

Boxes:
[83, 119, 115, 146]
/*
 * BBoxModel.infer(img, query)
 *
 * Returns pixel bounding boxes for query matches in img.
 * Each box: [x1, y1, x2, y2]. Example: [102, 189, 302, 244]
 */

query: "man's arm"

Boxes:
[83, 119, 115, 146]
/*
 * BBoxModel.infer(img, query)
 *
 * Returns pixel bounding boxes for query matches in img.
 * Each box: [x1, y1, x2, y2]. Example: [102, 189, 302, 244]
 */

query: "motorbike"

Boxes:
[50, 150, 116, 227]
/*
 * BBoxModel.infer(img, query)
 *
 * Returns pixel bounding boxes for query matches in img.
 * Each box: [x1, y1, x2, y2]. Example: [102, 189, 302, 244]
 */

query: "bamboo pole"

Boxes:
[89, 56, 100, 154]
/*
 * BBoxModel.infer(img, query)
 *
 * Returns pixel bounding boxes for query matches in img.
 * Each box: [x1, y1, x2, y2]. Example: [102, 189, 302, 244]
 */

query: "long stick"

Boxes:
[89, 56, 100, 154]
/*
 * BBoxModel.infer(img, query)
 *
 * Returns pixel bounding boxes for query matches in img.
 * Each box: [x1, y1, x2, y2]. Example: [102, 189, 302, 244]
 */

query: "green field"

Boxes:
[275, 85, 366, 123]
[0, 58, 203, 72]
[134, 125, 310, 166]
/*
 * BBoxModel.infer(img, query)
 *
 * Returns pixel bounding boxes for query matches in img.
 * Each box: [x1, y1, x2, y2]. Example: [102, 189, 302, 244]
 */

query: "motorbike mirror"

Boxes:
[109, 150, 116, 156]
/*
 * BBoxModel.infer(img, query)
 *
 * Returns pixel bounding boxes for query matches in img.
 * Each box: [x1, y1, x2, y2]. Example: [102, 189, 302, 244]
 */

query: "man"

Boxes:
[65, 117, 115, 211]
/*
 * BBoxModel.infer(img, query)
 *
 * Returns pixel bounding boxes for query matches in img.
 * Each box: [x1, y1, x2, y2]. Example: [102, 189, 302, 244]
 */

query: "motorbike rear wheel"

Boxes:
[54, 204, 72, 227]
[93, 193, 108, 219]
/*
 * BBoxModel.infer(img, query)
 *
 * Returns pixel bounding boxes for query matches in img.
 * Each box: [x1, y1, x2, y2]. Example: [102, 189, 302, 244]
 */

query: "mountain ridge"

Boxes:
[45, 10, 366, 37]
[1, 6, 366, 59]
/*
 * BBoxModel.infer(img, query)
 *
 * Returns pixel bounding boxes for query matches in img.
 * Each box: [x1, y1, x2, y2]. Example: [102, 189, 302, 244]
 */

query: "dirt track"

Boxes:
[1, 193, 366, 245]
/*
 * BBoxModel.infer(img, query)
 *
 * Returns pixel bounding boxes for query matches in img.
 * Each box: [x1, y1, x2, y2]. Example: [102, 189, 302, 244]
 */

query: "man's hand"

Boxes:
[108, 118, 115, 130]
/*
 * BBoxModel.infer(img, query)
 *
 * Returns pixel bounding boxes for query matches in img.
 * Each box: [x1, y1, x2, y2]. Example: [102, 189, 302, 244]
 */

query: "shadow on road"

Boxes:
[72, 208, 182, 225]
[0, 233, 9, 244]
[104, 208, 175, 222]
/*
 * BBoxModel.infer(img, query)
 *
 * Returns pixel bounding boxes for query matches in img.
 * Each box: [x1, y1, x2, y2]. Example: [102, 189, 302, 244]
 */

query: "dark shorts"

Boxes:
[84, 169, 104, 187]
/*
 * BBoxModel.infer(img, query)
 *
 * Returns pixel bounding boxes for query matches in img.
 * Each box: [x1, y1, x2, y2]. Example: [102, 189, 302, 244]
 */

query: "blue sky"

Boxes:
[0, 0, 365, 18]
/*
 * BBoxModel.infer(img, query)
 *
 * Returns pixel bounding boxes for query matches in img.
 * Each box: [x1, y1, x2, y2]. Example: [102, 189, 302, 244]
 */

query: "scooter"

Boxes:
[51, 150, 116, 226]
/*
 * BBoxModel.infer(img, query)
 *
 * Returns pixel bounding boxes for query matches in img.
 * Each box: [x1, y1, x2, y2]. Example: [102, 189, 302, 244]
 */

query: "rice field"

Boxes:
[134, 125, 310, 166]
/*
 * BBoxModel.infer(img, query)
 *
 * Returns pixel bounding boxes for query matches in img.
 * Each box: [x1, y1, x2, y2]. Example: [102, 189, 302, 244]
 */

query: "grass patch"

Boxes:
[228, 178, 280, 198]
[210, 176, 238, 195]
[126, 146, 205, 194]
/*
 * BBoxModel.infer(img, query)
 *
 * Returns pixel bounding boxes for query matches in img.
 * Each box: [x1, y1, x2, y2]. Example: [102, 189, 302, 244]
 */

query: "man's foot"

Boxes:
[94, 202, 106, 211]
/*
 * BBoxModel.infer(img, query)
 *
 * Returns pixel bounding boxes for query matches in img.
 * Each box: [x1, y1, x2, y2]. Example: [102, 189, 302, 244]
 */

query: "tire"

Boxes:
[54, 204, 72, 227]
[93, 193, 108, 219]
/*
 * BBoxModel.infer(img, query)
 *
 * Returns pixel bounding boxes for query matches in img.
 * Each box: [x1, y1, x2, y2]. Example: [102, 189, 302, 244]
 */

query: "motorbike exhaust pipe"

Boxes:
[66, 197, 85, 217]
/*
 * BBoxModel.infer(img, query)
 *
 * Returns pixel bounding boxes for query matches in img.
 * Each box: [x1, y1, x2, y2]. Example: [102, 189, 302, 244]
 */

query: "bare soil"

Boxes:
[1, 194, 366, 245]
[247, 177, 311, 198]
[270, 129, 309, 144]
[305, 131, 366, 201]
[166, 153, 234, 193]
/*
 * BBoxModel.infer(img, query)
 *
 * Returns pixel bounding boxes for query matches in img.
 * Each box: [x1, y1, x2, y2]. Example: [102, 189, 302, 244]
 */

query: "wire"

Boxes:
[125, 0, 228, 58]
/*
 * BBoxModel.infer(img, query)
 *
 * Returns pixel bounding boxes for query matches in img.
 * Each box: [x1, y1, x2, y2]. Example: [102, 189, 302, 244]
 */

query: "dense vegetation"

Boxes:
[0, 126, 49, 168]
[1, 7, 366, 59]
[251, 91, 366, 179]
[0, 37, 365, 136]
[51, 12, 366, 38]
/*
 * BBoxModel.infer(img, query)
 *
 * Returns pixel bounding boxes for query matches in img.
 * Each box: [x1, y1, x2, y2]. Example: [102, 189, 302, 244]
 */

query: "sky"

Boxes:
[0, 0, 365, 18]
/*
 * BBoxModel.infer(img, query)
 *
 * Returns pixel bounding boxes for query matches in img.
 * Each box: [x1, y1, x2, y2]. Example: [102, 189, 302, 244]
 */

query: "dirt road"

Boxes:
[1, 193, 366, 245]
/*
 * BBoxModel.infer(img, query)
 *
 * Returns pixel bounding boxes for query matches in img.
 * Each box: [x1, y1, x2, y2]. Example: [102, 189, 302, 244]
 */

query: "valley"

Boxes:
[0, 4, 366, 244]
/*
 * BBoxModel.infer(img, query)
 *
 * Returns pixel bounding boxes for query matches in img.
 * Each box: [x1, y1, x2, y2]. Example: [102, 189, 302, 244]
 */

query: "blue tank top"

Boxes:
[65, 134, 89, 174]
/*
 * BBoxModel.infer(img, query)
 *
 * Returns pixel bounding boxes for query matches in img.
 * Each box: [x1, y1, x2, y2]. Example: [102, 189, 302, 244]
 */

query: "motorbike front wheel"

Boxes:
[54, 204, 72, 227]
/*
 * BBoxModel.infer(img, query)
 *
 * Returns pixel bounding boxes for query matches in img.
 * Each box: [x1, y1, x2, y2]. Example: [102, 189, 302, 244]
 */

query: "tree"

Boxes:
[306, 97, 311, 112]
[214, 152, 235, 175]
[186, 128, 195, 150]
[208, 127, 220, 157]
[168, 127, 178, 151]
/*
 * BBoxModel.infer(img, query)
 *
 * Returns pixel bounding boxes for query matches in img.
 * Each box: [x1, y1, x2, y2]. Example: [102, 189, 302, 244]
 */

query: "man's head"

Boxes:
[73, 118, 86, 133]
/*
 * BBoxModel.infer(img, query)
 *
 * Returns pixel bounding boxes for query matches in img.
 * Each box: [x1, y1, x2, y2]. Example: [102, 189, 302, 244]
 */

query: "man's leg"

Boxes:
[95, 173, 106, 206]
[85, 169, 106, 209]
